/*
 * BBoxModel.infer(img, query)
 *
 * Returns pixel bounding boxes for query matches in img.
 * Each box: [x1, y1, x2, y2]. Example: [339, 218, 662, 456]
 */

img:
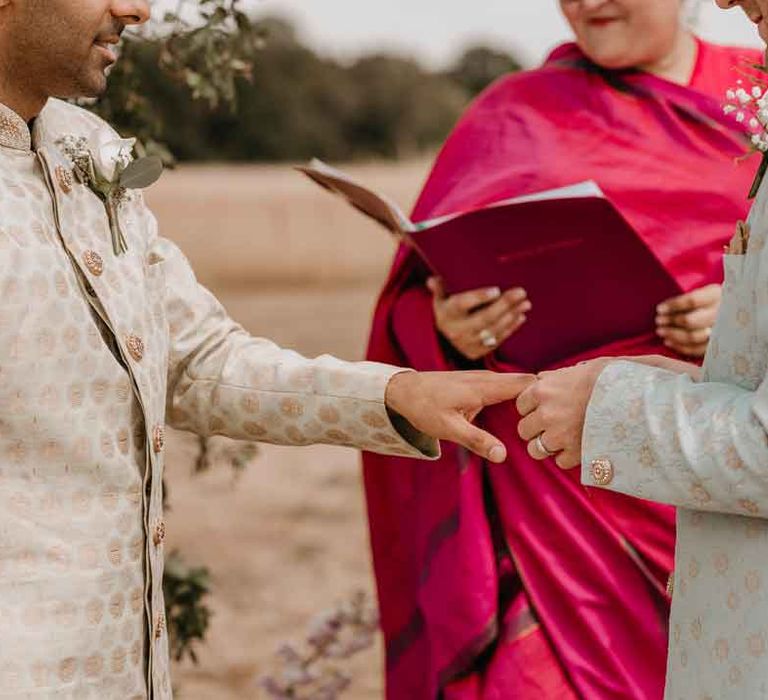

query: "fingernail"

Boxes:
[488, 445, 506, 463]
[657, 328, 667, 337]
[520, 301, 533, 312]
[487, 287, 502, 300]
[657, 304, 669, 314]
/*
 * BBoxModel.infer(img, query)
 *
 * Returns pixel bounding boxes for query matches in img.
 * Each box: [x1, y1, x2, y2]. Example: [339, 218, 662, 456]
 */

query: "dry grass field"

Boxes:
[145, 159, 432, 699]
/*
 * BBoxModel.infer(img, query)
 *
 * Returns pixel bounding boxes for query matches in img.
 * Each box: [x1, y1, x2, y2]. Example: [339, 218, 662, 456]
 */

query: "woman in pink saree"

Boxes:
[363, 2, 762, 698]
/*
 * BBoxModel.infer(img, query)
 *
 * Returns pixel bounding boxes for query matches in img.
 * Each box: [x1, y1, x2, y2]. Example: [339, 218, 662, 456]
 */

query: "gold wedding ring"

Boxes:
[480, 329, 498, 348]
[535, 434, 558, 458]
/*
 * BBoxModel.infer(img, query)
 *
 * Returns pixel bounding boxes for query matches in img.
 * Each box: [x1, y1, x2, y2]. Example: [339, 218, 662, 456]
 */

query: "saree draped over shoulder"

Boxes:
[363, 40, 762, 700]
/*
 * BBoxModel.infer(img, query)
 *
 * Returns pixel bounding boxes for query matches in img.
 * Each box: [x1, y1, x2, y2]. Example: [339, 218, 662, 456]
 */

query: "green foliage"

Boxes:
[163, 552, 213, 664]
[91, 9, 521, 163]
[91, 0, 263, 163]
[449, 45, 523, 97]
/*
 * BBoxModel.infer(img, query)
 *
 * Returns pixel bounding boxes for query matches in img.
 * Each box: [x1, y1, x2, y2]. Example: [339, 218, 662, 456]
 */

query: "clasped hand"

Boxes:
[515, 359, 612, 469]
[385, 361, 607, 470]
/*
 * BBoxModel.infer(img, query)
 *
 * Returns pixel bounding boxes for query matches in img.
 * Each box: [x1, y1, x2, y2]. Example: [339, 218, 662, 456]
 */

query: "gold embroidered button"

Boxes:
[82, 250, 104, 277]
[153, 520, 166, 547]
[590, 458, 615, 486]
[55, 165, 74, 194]
[125, 334, 144, 362]
[154, 613, 165, 639]
[152, 424, 165, 454]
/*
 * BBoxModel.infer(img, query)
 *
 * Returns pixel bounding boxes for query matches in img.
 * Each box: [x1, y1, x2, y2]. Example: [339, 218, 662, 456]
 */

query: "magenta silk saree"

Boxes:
[364, 40, 761, 699]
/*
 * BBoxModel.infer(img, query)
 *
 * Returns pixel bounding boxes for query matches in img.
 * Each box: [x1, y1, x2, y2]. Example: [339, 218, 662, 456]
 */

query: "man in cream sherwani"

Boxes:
[0, 1, 536, 698]
[513, 2, 768, 697]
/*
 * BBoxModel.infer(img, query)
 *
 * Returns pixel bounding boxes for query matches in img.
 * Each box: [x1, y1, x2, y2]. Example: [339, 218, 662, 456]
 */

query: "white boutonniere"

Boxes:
[724, 77, 768, 199]
[56, 128, 164, 255]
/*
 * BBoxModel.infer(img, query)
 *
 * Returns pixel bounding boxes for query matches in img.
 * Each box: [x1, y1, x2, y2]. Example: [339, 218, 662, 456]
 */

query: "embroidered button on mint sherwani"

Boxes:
[582, 174, 768, 698]
[0, 100, 437, 699]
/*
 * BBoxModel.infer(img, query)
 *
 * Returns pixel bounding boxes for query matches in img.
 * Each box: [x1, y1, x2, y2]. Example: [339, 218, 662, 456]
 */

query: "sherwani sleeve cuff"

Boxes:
[581, 360, 669, 500]
[581, 360, 768, 517]
[323, 362, 441, 459]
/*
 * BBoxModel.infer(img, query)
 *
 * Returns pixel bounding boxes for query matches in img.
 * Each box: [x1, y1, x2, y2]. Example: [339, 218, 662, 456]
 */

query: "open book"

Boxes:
[297, 159, 682, 370]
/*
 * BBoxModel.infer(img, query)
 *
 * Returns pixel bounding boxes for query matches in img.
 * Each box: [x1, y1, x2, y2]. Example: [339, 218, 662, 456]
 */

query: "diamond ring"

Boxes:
[479, 329, 498, 348]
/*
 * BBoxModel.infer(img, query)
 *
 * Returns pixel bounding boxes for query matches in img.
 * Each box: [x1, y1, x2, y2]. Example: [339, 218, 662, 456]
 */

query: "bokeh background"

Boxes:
[132, 3, 760, 697]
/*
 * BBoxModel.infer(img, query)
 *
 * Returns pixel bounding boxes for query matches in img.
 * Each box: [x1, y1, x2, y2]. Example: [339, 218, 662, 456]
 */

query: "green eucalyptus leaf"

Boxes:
[119, 156, 164, 190]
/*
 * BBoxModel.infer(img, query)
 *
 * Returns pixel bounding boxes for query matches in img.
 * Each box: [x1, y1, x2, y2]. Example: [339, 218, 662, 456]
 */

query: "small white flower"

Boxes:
[736, 111, 746, 123]
[737, 88, 752, 105]
[727, 89, 737, 101]
[724, 104, 738, 115]
[753, 86, 763, 99]
[750, 118, 760, 130]
[752, 134, 762, 146]
[86, 127, 136, 182]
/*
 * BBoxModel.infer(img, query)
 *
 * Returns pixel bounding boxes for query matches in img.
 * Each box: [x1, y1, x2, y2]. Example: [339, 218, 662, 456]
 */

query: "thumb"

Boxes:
[447, 416, 508, 463]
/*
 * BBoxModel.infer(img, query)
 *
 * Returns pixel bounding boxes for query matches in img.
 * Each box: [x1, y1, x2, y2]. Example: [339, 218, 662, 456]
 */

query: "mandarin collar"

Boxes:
[0, 100, 57, 152]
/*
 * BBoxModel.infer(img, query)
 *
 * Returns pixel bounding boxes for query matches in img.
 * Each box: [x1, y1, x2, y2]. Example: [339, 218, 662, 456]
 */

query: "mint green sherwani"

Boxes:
[583, 179, 768, 698]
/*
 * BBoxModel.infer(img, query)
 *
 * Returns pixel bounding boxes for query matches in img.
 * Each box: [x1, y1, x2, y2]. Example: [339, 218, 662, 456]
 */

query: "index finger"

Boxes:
[657, 291, 697, 315]
[657, 284, 720, 315]
[446, 286, 503, 316]
[470, 372, 537, 406]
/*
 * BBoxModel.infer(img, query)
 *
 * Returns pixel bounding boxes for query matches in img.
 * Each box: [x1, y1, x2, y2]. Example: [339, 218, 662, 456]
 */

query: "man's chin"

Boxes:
[63, 73, 109, 101]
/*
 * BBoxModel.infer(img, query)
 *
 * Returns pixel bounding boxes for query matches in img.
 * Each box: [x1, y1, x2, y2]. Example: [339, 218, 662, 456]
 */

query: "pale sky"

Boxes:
[250, 1, 763, 69]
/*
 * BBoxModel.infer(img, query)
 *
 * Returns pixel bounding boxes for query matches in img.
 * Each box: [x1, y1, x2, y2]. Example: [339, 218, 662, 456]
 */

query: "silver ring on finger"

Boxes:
[535, 433, 559, 458]
[479, 328, 498, 348]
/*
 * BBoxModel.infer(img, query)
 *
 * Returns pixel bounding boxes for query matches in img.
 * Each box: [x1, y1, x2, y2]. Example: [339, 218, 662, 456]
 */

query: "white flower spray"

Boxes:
[724, 72, 768, 199]
[56, 129, 163, 255]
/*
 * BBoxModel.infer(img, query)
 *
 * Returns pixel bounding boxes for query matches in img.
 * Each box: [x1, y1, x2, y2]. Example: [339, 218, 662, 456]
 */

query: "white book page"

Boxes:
[500, 181, 604, 206]
[303, 159, 415, 233]
[417, 181, 605, 229]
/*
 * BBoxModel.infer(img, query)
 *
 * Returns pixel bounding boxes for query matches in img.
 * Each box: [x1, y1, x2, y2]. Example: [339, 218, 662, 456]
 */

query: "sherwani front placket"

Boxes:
[33, 139, 170, 695]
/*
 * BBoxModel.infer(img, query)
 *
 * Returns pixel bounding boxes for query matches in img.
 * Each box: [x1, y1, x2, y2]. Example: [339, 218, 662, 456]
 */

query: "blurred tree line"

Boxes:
[103, 16, 521, 163]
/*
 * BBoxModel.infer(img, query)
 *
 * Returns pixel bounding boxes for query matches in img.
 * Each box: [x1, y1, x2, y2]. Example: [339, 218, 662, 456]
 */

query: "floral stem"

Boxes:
[106, 193, 128, 255]
[749, 151, 768, 200]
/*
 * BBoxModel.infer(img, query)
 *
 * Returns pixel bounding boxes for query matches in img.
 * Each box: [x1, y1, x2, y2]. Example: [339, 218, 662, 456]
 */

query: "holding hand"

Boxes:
[386, 370, 536, 463]
[428, 278, 531, 360]
[516, 360, 611, 469]
[656, 284, 721, 358]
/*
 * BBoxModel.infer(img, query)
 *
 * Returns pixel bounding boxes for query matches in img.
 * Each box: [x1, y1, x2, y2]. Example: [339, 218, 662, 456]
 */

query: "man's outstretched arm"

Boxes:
[158, 234, 534, 461]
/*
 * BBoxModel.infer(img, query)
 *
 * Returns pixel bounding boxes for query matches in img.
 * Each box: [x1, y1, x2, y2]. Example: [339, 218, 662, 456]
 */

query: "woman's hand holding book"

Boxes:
[428, 278, 532, 360]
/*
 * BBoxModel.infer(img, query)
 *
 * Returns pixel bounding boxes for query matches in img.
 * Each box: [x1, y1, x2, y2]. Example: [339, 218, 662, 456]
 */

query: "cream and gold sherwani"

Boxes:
[0, 99, 436, 699]
[582, 176, 768, 697]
